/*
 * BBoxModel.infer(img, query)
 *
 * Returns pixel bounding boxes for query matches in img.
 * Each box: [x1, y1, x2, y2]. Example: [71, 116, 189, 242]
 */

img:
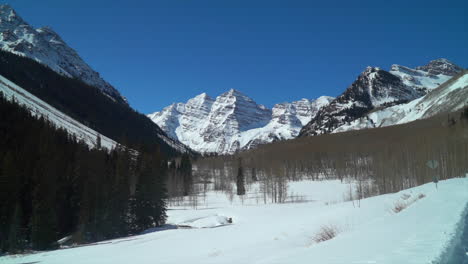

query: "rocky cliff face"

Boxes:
[0, 5, 126, 103]
[299, 59, 462, 137]
[148, 89, 333, 154]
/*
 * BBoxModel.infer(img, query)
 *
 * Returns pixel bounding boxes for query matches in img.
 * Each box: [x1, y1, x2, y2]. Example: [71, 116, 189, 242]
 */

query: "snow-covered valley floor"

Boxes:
[3, 178, 468, 264]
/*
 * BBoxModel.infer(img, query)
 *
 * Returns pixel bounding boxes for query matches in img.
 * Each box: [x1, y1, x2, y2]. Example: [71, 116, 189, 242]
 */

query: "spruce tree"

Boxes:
[237, 158, 246, 195]
[133, 152, 167, 233]
[180, 154, 192, 196]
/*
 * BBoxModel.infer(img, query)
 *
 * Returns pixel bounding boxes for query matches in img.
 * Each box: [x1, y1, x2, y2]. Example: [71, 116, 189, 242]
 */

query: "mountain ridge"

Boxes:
[0, 4, 126, 103]
[299, 58, 463, 137]
[149, 89, 333, 154]
[151, 58, 463, 154]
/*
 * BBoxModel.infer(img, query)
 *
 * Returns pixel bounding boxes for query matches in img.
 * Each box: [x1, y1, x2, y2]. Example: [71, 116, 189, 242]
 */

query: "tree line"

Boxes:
[0, 93, 168, 253]
[194, 107, 468, 203]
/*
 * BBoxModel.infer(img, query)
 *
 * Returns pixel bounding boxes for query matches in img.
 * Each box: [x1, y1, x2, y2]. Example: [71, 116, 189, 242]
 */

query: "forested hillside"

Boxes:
[194, 107, 468, 203]
[0, 93, 168, 252]
[0, 50, 185, 155]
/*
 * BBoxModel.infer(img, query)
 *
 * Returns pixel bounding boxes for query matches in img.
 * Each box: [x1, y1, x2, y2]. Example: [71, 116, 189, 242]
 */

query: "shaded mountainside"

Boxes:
[300, 59, 462, 137]
[149, 89, 333, 154]
[0, 49, 188, 155]
[0, 5, 126, 103]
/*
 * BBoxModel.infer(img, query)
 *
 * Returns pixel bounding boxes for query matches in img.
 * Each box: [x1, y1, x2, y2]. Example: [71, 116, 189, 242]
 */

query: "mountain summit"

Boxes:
[300, 59, 463, 136]
[415, 58, 464, 76]
[0, 5, 126, 103]
[148, 90, 333, 154]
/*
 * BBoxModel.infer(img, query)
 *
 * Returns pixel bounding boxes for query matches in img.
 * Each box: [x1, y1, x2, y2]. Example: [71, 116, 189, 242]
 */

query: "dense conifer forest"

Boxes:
[0, 50, 179, 155]
[0, 93, 168, 252]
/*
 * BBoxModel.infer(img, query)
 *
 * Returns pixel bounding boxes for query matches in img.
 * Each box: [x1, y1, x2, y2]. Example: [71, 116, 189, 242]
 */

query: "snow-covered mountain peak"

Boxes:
[217, 88, 255, 103]
[149, 91, 333, 154]
[187, 92, 214, 107]
[225, 88, 243, 96]
[0, 5, 21, 23]
[193, 92, 211, 99]
[364, 66, 380, 72]
[415, 58, 463, 76]
[0, 5, 126, 103]
[300, 59, 463, 137]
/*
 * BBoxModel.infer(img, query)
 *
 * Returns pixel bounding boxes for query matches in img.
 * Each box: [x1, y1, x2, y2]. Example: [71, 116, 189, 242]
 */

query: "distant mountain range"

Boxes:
[0, 4, 465, 156]
[150, 59, 466, 154]
[148, 89, 333, 154]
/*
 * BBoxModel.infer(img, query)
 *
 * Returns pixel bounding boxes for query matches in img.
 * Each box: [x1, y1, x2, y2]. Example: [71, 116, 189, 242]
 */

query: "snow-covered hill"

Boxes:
[3, 178, 467, 264]
[0, 5, 126, 103]
[300, 59, 463, 136]
[148, 89, 333, 154]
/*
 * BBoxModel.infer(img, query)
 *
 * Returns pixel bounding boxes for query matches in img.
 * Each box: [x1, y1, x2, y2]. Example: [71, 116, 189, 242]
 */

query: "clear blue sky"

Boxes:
[5, 0, 468, 113]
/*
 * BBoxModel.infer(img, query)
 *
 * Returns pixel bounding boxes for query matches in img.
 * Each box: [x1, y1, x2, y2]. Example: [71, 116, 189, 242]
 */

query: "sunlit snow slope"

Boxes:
[0, 75, 117, 150]
[3, 178, 467, 264]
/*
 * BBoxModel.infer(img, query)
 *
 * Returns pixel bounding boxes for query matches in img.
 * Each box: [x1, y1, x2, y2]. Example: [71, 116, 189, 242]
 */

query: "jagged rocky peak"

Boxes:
[0, 5, 21, 24]
[186, 92, 214, 108]
[339, 66, 413, 107]
[271, 102, 301, 127]
[415, 58, 463, 76]
[0, 5, 126, 103]
[208, 89, 271, 132]
[300, 58, 463, 138]
[149, 90, 332, 154]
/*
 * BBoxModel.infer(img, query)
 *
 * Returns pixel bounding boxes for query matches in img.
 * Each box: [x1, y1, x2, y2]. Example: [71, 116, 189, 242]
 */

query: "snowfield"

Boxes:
[3, 178, 468, 264]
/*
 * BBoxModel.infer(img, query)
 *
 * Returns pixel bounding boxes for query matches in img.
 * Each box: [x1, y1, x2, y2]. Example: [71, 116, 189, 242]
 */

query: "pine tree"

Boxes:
[180, 154, 192, 196]
[96, 134, 102, 150]
[132, 152, 167, 233]
[237, 158, 246, 195]
[251, 167, 258, 182]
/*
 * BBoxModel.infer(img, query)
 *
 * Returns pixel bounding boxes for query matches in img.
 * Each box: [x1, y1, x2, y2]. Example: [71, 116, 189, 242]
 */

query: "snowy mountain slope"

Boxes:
[300, 59, 462, 136]
[0, 5, 125, 103]
[4, 178, 467, 264]
[148, 89, 333, 154]
[0, 74, 118, 150]
[333, 71, 468, 133]
[0, 72, 189, 153]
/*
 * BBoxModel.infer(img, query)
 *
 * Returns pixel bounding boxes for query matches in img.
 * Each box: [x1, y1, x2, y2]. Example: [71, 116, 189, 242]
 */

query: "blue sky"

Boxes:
[5, 0, 468, 113]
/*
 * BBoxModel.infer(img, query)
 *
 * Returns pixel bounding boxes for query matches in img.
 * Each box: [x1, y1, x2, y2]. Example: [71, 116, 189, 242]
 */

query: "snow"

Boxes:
[0, 74, 118, 150]
[148, 91, 333, 154]
[3, 178, 467, 264]
[390, 64, 452, 92]
[176, 215, 231, 229]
